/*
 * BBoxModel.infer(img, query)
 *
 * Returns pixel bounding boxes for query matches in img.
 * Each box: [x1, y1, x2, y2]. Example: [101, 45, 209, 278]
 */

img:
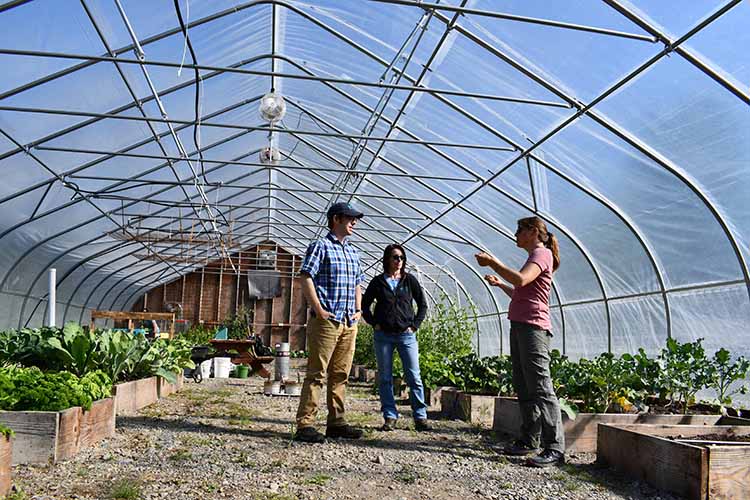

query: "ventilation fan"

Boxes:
[259, 146, 281, 164]
[259, 92, 286, 123]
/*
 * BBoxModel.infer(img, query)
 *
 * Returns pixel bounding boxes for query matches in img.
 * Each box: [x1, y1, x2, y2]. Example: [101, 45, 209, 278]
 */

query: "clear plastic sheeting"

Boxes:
[0, 0, 747, 364]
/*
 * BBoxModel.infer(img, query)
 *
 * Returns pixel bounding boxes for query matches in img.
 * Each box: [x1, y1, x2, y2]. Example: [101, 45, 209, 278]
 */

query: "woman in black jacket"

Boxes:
[362, 244, 429, 431]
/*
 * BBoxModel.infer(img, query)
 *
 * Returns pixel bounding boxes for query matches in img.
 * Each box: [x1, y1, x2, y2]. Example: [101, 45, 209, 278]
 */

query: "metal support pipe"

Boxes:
[602, 0, 749, 105]
[0, 47, 572, 108]
[47, 268, 56, 327]
[367, 0, 658, 42]
[0, 104, 517, 152]
[33, 145, 475, 182]
[88, 187, 446, 205]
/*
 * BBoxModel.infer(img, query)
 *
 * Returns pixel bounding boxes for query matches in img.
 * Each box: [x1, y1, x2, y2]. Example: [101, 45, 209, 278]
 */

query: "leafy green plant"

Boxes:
[352, 322, 376, 368]
[95, 330, 143, 382]
[558, 398, 578, 420]
[416, 297, 475, 363]
[707, 348, 749, 406]
[657, 338, 713, 413]
[45, 323, 99, 376]
[223, 305, 253, 340]
[151, 337, 194, 383]
[178, 323, 215, 346]
[443, 353, 511, 395]
[419, 351, 456, 390]
[0, 366, 112, 411]
[0, 423, 14, 438]
[417, 296, 477, 389]
[116, 337, 194, 384]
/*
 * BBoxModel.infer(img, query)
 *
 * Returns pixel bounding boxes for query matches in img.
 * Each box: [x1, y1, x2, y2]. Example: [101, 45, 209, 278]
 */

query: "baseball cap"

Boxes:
[326, 202, 364, 219]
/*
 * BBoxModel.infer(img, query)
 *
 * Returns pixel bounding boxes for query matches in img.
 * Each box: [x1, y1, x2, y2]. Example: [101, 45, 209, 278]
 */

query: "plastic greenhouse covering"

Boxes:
[0, 0, 748, 362]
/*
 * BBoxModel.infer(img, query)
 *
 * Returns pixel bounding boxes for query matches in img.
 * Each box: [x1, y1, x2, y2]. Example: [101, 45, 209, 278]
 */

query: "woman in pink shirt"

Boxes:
[475, 216, 565, 467]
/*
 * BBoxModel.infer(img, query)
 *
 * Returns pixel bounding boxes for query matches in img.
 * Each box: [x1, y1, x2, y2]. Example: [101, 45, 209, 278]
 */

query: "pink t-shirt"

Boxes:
[508, 247, 553, 331]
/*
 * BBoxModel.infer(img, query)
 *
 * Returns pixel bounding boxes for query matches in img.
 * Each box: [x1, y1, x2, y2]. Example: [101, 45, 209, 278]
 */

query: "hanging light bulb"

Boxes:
[259, 92, 286, 123]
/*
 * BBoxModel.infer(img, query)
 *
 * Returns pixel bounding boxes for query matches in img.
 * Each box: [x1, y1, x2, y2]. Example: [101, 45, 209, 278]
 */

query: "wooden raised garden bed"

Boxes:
[440, 389, 498, 428]
[0, 397, 115, 465]
[425, 386, 452, 409]
[0, 434, 11, 496]
[156, 372, 184, 399]
[113, 376, 158, 415]
[491, 397, 749, 453]
[358, 367, 377, 383]
[597, 423, 750, 499]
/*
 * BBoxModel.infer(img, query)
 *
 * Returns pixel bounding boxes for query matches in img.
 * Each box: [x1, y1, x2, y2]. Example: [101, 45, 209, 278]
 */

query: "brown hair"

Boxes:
[382, 244, 408, 274]
[517, 216, 560, 271]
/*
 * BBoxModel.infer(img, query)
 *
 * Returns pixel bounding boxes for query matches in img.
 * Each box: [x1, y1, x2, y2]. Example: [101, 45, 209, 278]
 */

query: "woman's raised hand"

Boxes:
[475, 251, 495, 267]
[484, 274, 502, 287]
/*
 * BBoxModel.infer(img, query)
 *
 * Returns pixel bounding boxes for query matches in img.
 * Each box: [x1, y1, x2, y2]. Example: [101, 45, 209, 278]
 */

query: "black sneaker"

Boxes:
[293, 426, 326, 443]
[414, 419, 432, 432]
[326, 424, 363, 439]
[527, 449, 565, 468]
[380, 418, 397, 431]
[502, 440, 539, 456]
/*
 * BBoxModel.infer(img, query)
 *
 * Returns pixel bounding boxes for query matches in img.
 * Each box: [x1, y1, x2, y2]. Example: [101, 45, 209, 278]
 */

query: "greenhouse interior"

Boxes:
[0, 0, 749, 499]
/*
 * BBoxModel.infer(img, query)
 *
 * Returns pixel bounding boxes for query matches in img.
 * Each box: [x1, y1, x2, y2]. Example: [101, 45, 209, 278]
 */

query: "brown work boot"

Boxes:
[293, 426, 325, 443]
[326, 424, 363, 439]
[380, 418, 397, 431]
[414, 418, 432, 432]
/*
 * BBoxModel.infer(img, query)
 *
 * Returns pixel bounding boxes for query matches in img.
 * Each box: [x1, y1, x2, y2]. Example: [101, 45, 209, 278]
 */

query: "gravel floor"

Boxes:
[12, 378, 680, 500]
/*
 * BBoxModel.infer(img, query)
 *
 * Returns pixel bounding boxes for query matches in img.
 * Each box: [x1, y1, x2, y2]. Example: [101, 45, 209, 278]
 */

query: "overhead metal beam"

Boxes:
[270, 109, 509, 352]
[34, 145, 476, 182]
[0, 104, 517, 152]
[0, 96, 264, 233]
[0, 124, 262, 304]
[34, 151, 270, 326]
[0, 0, 33, 13]
[83, 185, 447, 205]
[602, 0, 750, 105]
[367, 0, 658, 42]
[83, 0, 230, 268]
[417, 2, 750, 320]
[0, 47, 572, 108]
[328, 1, 464, 240]
[116, 203, 425, 220]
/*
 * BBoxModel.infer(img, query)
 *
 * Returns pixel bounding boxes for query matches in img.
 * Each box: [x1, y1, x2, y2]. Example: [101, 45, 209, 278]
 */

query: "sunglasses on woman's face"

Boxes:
[391, 255, 405, 261]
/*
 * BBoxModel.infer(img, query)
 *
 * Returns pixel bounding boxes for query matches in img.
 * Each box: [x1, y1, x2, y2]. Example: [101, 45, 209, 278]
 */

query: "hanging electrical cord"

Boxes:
[173, 0, 208, 184]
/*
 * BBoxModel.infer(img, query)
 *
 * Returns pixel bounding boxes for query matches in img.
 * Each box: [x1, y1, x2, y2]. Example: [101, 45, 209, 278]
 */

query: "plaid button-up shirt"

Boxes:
[300, 232, 365, 326]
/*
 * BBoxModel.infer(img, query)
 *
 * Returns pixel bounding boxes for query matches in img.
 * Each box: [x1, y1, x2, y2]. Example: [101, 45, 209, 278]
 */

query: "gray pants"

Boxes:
[510, 321, 565, 453]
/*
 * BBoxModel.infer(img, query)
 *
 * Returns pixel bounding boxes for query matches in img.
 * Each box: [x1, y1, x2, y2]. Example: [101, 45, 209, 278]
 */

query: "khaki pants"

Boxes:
[296, 316, 357, 428]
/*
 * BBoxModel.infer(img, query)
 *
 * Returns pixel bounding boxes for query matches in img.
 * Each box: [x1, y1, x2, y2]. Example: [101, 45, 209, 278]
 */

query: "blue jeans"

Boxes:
[373, 330, 428, 420]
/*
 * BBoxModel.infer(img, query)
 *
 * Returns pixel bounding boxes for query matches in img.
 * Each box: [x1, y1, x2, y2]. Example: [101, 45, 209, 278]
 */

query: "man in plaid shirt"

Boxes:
[294, 202, 366, 443]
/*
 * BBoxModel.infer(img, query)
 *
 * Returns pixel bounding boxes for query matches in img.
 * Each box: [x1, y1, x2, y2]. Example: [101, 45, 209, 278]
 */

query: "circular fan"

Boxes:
[259, 146, 281, 164]
[259, 92, 286, 123]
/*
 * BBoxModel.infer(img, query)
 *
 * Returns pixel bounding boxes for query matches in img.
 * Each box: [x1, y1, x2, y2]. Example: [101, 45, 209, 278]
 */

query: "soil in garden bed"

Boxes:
[643, 398, 725, 416]
[667, 432, 750, 444]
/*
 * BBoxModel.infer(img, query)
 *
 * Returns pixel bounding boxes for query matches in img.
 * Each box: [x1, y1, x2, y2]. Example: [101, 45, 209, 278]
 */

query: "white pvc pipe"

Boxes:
[48, 268, 56, 327]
